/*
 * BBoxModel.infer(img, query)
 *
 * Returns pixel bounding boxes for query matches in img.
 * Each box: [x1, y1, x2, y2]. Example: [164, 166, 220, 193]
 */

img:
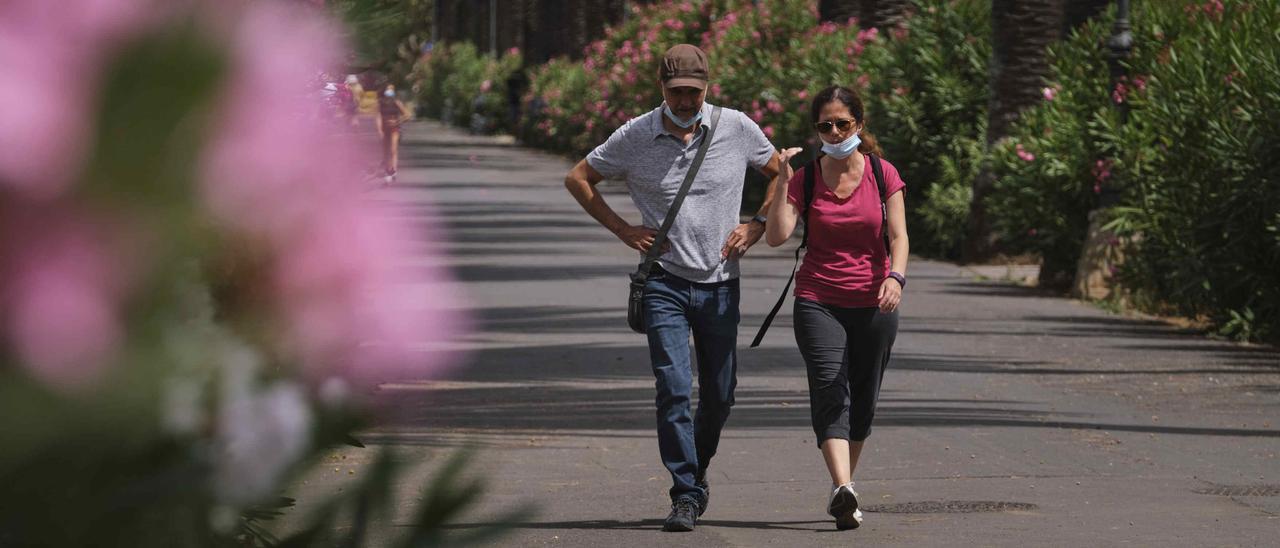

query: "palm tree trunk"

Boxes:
[1064, 0, 1112, 32]
[965, 0, 1064, 262]
[859, 0, 910, 31]
[818, 0, 859, 24]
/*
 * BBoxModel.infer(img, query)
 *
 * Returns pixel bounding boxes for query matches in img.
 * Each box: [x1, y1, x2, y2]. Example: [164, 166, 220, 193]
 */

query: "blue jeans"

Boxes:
[643, 267, 739, 503]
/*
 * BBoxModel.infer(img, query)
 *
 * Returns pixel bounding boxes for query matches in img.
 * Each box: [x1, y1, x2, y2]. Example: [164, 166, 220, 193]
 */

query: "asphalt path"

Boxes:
[280, 120, 1280, 547]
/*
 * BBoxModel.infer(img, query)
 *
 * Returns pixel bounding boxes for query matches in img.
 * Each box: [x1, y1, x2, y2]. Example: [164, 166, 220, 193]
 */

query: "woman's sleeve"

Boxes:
[881, 159, 906, 197]
[785, 166, 807, 209]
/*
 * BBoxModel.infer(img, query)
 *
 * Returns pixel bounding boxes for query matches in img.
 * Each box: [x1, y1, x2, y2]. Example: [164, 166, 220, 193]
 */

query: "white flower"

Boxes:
[211, 380, 312, 505]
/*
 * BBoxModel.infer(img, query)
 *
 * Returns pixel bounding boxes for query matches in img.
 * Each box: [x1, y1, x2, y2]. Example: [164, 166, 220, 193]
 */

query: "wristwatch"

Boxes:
[750, 214, 768, 225]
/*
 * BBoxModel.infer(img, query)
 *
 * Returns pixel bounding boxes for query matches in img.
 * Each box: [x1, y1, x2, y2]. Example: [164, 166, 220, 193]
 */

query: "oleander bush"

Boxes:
[410, 41, 521, 133]
[859, 0, 990, 258]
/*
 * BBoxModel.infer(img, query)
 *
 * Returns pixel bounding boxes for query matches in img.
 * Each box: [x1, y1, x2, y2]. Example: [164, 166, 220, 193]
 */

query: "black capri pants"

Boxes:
[793, 297, 898, 444]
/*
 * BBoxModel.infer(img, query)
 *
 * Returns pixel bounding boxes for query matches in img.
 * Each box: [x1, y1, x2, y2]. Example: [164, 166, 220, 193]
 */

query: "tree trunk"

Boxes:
[1064, 0, 1112, 33]
[966, 0, 1064, 262]
[859, 0, 910, 31]
[818, 0, 859, 24]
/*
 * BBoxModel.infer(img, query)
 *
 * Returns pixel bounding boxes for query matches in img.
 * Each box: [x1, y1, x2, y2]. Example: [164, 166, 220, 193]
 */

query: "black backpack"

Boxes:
[749, 153, 889, 348]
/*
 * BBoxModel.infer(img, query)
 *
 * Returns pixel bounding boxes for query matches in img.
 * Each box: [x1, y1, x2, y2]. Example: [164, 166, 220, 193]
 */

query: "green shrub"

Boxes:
[1107, 0, 1280, 342]
[860, 0, 991, 259]
[521, 0, 722, 156]
[985, 8, 1119, 284]
[988, 0, 1279, 342]
[520, 58, 593, 153]
[410, 42, 522, 133]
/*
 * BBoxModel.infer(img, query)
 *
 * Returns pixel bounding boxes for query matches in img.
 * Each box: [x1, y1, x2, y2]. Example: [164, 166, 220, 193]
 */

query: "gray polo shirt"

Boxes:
[587, 102, 775, 283]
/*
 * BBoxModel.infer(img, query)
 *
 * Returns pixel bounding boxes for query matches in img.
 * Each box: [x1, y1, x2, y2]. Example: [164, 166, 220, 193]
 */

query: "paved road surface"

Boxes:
[281, 120, 1280, 546]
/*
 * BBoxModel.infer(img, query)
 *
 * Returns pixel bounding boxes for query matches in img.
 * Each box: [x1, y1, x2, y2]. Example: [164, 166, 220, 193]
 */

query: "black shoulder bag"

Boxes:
[749, 153, 889, 347]
[628, 106, 723, 334]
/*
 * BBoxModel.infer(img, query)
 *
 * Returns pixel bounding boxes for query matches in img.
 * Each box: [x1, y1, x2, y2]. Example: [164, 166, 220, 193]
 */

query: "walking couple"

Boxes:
[564, 44, 909, 532]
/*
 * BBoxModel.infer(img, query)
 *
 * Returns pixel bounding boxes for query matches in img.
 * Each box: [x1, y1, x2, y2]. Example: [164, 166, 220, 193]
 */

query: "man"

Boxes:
[564, 44, 782, 532]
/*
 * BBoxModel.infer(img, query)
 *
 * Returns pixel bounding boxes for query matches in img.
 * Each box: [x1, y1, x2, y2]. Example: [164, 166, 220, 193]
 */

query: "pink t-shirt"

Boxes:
[786, 155, 905, 308]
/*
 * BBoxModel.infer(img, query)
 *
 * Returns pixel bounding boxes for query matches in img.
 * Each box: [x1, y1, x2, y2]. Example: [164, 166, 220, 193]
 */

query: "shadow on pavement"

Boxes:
[437, 518, 831, 532]
[369, 343, 1280, 441]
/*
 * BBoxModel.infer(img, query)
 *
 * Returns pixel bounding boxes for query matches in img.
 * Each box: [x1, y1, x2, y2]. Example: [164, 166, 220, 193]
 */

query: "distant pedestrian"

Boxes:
[563, 44, 783, 532]
[376, 84, 411, 185]
[338, 74, 358, 127]
[764, 84, 909, 531]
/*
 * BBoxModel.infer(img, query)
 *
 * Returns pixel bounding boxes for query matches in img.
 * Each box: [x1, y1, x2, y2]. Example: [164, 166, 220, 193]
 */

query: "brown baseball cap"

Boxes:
[660, 44, 709, 90]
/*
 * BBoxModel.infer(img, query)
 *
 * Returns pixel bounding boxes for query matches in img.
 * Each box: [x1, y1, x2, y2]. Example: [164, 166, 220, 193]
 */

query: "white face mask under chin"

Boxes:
[820, 131, 861, 159]
[663, 104, 702, 129]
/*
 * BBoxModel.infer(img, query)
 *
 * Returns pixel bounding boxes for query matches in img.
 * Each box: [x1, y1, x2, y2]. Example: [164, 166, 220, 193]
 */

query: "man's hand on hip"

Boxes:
[618, 224, 670, 255]
[721, 221, 765, 261]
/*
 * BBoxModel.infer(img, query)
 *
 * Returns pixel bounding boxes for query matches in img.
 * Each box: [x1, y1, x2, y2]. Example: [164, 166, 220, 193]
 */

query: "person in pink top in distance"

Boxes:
[765, 84, 909, 531]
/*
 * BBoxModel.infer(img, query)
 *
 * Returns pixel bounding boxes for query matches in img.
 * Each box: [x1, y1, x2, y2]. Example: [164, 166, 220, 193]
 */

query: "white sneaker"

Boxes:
[827, 483, 862, 530]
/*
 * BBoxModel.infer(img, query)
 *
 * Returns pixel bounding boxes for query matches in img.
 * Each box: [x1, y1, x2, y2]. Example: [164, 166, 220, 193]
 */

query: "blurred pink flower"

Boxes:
[1015, 144, 1036, 162]
[762, 125, 775, 139]
[0, 0, 155, 200]
[1042, 86, 1056, 101]
[1112, 82, 1128, 104]
[201, 2, 466, 387]
[797, 89, 809, 100]
[480, 79, 492, 93]
[1203, 0, 1225, 19]
[710, 83, 722, 96]
[506, 47, 520, 56]
[3, 210, 126, 389]
[1093, 159, 1113, 182]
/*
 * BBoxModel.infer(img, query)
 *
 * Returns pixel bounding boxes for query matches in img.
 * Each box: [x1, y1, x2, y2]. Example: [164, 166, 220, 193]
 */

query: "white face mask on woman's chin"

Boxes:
[820, 132, 861, 159]
[384, 89, 395, 97]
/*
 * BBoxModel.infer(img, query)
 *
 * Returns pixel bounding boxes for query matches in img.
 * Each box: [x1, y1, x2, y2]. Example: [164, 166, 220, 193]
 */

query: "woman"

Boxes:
[765, 85, 908, 531]
[376, 84, 411, 185]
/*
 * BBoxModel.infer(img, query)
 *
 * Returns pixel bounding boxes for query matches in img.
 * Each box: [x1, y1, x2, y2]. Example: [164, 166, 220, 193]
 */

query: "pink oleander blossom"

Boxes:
[0, 0, 156, 200]
[1112, 82, 1129, 104]
[1015, 144, 1036, 162]
[201, 2, 466, 388]
[1042, 86, 1057, 101]
[2, 209, 129, 389]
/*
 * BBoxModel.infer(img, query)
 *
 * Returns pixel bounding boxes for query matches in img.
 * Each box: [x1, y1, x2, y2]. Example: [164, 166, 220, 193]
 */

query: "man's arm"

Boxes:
[753, 152, 782, 218]
[720, 150, 782, 260]
[564, 160, 666, 254]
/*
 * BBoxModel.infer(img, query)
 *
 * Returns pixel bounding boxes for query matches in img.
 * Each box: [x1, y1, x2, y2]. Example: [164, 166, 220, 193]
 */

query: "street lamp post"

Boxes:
[1107, 0, 1133, 123]
[1072, 0, 1132, 300]
[1102, 0, 1130, 206]
[489, 0, 497, 56]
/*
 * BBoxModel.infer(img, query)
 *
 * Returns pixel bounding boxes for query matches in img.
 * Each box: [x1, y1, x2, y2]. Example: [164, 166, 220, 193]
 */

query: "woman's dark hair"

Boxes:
[810, 85, 882, 155]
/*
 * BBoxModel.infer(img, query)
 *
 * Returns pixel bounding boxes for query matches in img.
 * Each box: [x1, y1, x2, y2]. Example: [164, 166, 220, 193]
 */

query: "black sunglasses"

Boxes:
[813, 119, 856, 134]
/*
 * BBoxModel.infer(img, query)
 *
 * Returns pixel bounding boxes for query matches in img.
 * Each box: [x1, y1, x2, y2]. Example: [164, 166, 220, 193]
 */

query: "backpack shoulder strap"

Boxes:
[868, 153, 891, 256]
[752, 154, 819, 348]
[800, 156, 820, 249]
